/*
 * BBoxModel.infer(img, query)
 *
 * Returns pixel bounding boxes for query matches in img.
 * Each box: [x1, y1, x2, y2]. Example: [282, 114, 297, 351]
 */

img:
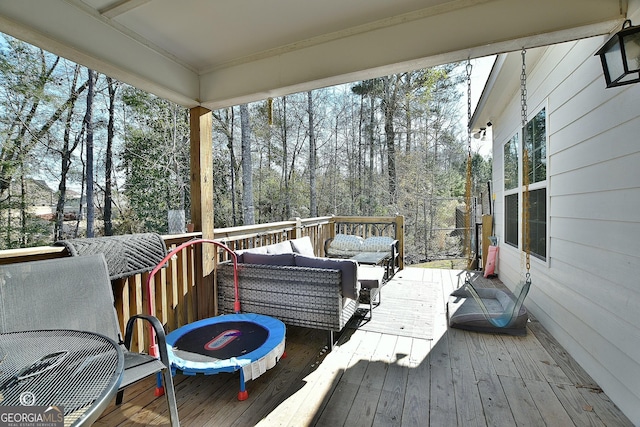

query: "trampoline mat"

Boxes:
[173, 321, 269, 361]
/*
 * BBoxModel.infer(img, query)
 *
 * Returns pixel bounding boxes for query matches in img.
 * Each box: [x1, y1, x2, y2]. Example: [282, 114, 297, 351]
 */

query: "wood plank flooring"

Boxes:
[96, 268, 633, 426]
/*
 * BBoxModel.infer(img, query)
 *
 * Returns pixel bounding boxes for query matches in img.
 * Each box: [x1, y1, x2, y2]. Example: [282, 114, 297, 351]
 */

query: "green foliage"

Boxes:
[118, 86, 191, 234]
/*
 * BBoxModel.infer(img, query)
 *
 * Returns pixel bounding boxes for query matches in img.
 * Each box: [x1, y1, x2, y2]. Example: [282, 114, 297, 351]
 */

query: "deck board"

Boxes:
[97, 268, 634, 426]
[401, 339, 430, 427]
[448, 327, 486, 427]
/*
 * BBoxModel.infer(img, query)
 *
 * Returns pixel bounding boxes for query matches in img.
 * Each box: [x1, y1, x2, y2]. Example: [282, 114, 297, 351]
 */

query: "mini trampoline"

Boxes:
[146, 239, 286, 400]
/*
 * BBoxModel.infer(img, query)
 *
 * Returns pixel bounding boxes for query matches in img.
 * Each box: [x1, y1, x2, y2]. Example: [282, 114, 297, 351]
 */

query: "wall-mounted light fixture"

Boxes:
[595, 19, 640, 88]
[473, 127, 486, 141]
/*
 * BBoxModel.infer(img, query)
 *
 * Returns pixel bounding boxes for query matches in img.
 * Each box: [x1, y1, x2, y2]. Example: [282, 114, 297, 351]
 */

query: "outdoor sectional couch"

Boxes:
[216, 237, 359, 343]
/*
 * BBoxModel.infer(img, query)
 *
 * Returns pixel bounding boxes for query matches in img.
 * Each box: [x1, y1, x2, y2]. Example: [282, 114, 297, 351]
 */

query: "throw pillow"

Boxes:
[362, 236, 394, 252]
[327, 233, 364, 256]
[236, 246, 268, 256]
[265, 240, 294, 254]
[290, 236, 315, 257]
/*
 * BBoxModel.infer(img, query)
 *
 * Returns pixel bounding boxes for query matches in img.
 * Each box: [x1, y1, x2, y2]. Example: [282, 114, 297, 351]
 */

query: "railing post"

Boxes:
[325, 217, 337, 257]
[329, 216, 336, 239]
[395, 215, 405, 269]
[292, 217, 302, 239]
[190, 106, 215, 319]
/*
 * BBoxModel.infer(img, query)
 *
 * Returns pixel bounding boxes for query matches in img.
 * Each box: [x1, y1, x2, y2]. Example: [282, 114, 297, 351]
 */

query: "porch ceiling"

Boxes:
[0, 0, 625, 110]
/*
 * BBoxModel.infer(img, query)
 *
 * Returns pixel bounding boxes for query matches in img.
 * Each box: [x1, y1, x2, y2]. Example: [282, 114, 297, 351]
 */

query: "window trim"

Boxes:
[501, 103, 549, 264]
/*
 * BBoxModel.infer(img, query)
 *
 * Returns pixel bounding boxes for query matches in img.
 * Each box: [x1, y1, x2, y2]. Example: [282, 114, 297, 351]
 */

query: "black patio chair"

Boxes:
[0, 254, 180, 426]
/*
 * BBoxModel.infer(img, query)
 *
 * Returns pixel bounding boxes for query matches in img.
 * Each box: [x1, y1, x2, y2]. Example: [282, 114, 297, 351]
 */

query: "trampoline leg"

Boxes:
[328, 330, 335, 351]
[237, 368, 249, 401]
[154, 372, 165, 397]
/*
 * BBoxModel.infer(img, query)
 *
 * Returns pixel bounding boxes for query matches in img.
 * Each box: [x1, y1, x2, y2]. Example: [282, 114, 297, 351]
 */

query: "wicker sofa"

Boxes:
[216, 237, 359, 342]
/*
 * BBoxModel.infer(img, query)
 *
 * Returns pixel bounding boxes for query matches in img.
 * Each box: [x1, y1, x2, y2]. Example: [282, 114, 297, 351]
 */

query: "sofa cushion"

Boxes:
[362, 236, 394, 252]
[265, 241, 295, 254]
[243, 252, 295, 266]
[294, 255, 358, 300]
[290, 236, 315, 257]
[236, 246, 268, 256]
[327, 233, 364, 256]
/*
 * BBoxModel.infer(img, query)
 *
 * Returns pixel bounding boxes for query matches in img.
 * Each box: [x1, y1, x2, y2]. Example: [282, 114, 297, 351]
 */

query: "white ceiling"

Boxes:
[0, 0, 627, 110]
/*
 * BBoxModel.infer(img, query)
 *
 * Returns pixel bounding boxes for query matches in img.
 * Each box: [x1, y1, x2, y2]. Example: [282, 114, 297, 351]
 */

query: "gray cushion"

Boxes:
[362, 236, 394, 252]
[450, 287, 500, 299]
[265, 241, 294, 254]
[290, 236, 315, 257]
[326, 234, 364, 256]
[295, 255, 358, 300]
[243, 252, 295, 266]
[236, 246, 268, 256]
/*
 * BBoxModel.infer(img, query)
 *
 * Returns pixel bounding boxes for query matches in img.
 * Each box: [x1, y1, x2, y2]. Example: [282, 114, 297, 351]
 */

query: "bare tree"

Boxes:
[104, 77, 117, 235]
[213, 107, 240, 226]
[54, 65, 87, 239]
[84, 69, 95, 237]
[240, 104, 255, 225]
[308, 91, 317, 217]
[281, 97, 291, 218]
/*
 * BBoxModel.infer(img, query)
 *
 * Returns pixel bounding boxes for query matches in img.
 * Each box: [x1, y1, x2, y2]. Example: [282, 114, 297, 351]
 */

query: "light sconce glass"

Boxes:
[473, 127, 487, 141]
[595, 19, 640, 88]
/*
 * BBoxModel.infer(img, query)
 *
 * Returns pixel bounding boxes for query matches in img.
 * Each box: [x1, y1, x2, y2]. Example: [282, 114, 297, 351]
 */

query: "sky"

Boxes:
[462, 55, 495, 158]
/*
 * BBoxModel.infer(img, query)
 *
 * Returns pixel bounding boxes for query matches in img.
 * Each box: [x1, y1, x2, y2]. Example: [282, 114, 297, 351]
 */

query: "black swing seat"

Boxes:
[447, 286, 529, 336]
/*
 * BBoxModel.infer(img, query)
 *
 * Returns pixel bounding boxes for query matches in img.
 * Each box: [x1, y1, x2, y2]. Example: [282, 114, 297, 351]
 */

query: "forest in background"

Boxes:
[0, 34, 491, 262]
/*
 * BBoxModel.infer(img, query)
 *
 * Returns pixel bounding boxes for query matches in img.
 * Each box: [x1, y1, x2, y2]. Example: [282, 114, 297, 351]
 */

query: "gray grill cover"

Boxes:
[56, 233, 167, 280]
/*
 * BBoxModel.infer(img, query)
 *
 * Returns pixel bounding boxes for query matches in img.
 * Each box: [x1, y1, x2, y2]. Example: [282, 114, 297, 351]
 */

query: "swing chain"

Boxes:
[466, 60, 473, 158]
[465, 59, 473, 268]
[520, 48, 528, 131]
[520, 48, 531, 274]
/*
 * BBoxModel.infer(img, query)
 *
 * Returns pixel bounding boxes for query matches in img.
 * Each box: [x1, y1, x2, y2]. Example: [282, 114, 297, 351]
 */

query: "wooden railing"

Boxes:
[0, 215, 404, 353]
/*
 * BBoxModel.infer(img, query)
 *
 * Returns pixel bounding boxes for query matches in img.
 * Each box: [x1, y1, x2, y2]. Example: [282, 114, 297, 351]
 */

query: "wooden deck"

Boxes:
[95, 268, 633, 426]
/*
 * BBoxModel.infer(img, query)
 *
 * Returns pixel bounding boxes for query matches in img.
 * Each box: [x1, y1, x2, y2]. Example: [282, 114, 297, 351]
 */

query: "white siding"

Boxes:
[490, 36, 640, 424]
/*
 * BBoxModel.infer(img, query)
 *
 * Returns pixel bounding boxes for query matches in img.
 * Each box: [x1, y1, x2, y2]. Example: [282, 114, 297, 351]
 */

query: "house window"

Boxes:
[505, 193, 519, 247]
[504, 134, 519, 247]
[528, 188, 546, 260]
[504, 134, 519, 191]
[524, 108, 547, 185]
[503, 107, 547, 260]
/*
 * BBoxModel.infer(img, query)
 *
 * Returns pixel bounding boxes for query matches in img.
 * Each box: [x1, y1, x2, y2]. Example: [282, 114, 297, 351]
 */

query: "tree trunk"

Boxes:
[19, 162, 26, 247]
[282, 97, 291, 218]
[104, 77, 116, 236]
[382, 77, 398, 204]
[308, 91, 317, 217]
[85, 69, 95, 237]
[227, 108, 239, 226]
[240, 104, 255, 225]
[405, 74, 412, 153]
[357, 94, 364, 213]
[368, 96, 375, 215]
[54, 66, 88, 240]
